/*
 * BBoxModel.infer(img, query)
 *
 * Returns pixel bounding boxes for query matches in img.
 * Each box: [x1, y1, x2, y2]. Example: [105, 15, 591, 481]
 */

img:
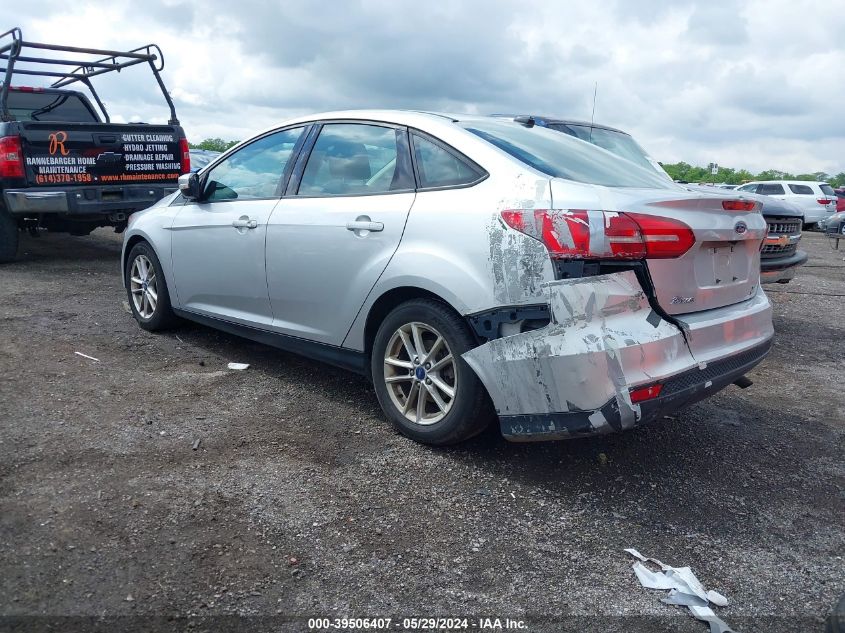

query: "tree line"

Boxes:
[188, 138, 844, 188]
[660, 162, 844, 187]
[188, 138, 239, 152]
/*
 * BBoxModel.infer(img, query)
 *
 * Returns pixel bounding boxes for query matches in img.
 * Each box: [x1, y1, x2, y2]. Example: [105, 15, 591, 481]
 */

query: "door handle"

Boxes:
[346, 220, 384, 232]
[232, 217, 258, 229]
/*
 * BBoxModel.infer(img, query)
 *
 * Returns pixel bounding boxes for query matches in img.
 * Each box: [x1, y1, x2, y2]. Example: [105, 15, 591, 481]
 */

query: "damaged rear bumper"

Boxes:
[462, 271, 774, 442]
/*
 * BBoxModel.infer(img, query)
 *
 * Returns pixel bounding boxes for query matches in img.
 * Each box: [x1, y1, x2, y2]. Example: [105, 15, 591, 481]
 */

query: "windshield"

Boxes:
[6, 91, 99, 123]
[548, 123, 659, 173]
[463, 120, 675, 189]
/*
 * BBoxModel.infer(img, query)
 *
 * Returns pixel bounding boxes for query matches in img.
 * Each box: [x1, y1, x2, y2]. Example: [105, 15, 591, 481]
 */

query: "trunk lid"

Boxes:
[19, 121, 185, 187]
[549, 181, 767, 315]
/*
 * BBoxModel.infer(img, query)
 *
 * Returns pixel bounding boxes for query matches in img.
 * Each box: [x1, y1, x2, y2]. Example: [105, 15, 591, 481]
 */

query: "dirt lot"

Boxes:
[0, 228, 843, 633]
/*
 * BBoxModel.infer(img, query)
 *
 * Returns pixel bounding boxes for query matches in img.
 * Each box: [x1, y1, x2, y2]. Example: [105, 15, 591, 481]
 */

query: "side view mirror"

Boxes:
[178, 172, 201, 200]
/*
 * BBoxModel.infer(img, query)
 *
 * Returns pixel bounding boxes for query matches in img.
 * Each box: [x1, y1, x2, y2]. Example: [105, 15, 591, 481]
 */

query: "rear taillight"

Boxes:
[500, 209, 695, 260]
[178, 138, 190, 174]
[722, 200, 756, 211]
[817, 198, 831, 205]
[0, 135, 25, 179]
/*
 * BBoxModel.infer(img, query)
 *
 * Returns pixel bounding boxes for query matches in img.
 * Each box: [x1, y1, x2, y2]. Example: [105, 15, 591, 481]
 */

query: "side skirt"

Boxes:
[173, 309, 368, 376]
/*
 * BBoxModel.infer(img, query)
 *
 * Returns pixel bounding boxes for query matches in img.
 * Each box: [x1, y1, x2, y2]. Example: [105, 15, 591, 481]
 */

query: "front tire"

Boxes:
[371, 299, 491, 446]
[0, 209, 19, 263]
[125, 242, 178, 331]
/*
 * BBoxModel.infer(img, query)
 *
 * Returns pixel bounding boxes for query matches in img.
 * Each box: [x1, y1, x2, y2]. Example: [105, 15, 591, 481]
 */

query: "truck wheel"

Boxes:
[125, 242, 178, 331]
[0, 210, 19, 263]
[371, 298, 492, 446]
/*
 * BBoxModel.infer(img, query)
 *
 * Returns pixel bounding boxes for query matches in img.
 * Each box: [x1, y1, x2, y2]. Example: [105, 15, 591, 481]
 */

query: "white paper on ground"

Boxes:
[632, 562, 677, 590]
[661, 589, 709, 608]
[227, 363, 249, 370]
[626, 549, 733, 632]
[665, 566, 710, 602]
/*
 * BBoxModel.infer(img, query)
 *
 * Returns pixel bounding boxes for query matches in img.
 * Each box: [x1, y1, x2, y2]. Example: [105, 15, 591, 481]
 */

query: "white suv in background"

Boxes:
[736, 181, 837, 228]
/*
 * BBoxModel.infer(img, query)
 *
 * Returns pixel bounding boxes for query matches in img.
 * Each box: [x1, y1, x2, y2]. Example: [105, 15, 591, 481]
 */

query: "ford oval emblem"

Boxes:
[734, 221, 748, 235]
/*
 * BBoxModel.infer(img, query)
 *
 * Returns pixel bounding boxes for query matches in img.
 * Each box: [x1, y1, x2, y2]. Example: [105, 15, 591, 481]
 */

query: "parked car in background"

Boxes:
[123, 111, 773, 446]
[835, 187, 845, 212]
[189, 149, 221, 172]
[736, 180, 837, 228]
[750, 194, 807, 283]
[491, 114, 671, 178]
[820, 211, 845, 235]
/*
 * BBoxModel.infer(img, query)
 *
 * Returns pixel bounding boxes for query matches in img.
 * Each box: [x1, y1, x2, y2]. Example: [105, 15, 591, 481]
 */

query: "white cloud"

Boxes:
[9, 0, 845, 175]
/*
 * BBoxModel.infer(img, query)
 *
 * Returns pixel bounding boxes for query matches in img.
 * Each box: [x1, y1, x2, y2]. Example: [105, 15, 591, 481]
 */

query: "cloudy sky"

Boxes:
[9, 0, 845, 175]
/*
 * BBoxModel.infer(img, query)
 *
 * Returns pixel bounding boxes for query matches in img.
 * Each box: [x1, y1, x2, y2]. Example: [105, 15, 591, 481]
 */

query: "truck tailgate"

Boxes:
[19, 122, 185, 186]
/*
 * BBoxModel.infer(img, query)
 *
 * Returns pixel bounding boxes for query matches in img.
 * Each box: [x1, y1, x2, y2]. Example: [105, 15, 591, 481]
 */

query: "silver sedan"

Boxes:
[122, 111, 773, 445]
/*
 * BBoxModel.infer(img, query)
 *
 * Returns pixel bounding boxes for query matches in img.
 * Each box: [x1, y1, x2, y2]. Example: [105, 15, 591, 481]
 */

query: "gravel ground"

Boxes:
[0, 229, 843, 633]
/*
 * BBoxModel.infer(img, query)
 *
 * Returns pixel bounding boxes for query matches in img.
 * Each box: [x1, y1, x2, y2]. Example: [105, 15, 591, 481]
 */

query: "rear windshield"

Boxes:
[462, 120, 673, 189]
[548, 123, 657, 172]
[820, 184, 836, 196]
[6, 90, 98, 123]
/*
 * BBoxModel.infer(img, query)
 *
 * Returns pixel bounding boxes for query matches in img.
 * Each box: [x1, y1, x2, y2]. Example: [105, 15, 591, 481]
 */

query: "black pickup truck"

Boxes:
[0, 28, 189, 262]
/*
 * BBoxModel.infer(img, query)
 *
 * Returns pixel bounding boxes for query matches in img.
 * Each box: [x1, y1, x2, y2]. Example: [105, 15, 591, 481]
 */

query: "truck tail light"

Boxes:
[500, 209, 695, 260]
[179, 138, 191, 174]
[0, 135, 25, 179]
[817, 198, 831, 205]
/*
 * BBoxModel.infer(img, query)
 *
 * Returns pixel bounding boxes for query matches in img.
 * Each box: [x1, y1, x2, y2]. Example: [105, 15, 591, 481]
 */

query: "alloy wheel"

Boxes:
[383, 322, 457, 425]
[129, 254, 158, 319]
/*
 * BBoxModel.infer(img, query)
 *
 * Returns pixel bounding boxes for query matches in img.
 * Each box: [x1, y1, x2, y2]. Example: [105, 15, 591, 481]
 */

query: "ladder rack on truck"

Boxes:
[0, 26, 179, 124]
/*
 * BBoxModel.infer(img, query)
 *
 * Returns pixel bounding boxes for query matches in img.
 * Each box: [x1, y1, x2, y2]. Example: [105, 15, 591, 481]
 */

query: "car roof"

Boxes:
[490, 114, 631, 136]
[276, 109, 495, 128]
[241, 109, 548, 149]
[743, 180, 829, 186]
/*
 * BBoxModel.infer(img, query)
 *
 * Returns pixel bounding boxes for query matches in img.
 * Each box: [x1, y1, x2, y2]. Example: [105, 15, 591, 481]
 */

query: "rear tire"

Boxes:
[371, 299, 492, 446]
[125, 241, 179, 331]
[0, 209, 19, 263]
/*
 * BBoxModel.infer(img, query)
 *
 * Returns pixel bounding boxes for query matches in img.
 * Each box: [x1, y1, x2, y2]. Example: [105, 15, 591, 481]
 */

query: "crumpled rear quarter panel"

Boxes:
[463, 269, 774, 440]
[462, 271, 694, 436]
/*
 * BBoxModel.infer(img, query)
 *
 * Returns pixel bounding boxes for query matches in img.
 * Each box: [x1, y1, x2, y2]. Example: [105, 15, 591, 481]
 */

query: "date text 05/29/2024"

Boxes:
[307, 617, 528, 631]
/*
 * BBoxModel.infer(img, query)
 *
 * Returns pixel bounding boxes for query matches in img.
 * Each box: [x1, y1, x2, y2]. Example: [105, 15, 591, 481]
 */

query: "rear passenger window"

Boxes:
[737, 184, 757, 192]
[298, 123, 411, 196]
[758, 184, 785, 195]
[788, 184, 814, 194]
[412, 134, 484, 189]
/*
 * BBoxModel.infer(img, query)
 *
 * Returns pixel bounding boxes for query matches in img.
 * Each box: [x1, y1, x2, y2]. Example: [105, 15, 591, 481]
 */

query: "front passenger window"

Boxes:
[204, 127, 305, 201]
